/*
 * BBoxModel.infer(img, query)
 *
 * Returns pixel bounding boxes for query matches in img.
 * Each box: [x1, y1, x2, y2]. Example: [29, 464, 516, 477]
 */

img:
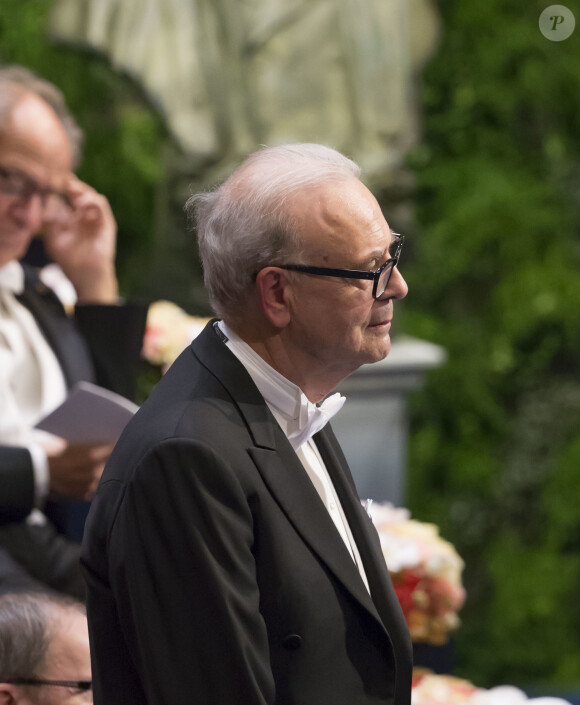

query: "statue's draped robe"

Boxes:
[49, 0, 439, 175]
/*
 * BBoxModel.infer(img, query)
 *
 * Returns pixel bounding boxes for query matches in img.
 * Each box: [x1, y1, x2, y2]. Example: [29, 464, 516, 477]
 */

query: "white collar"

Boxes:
[0, 261, 24, 294]
[217, 321, 345, 450]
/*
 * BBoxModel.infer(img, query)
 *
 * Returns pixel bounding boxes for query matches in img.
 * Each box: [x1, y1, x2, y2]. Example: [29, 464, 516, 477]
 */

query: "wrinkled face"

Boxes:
[35, 610, 93, 705]
[283, 179, 408, 382]
[0, 92, 72, 266]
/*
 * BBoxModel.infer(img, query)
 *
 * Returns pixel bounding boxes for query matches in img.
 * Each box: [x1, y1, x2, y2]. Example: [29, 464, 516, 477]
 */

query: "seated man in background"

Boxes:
[0, 592, 92, 704]
[0, 66, 147, 598]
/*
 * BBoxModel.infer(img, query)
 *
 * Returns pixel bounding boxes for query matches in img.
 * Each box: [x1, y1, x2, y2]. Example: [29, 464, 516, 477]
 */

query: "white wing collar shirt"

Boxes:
[0, 261, 68, 511]
[217, 320, 370, 592]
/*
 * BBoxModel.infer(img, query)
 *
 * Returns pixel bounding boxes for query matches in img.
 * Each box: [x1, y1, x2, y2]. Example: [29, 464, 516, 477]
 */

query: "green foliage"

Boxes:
[0, 0, 170, 295]
[4, 0, 580, 690]
[406, 0, 580, 689]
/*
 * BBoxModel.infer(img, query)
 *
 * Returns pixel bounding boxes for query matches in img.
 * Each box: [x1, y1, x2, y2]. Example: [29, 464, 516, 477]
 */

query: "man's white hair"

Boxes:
[186, 143, 361, 320]
[0, 593, 85, 687]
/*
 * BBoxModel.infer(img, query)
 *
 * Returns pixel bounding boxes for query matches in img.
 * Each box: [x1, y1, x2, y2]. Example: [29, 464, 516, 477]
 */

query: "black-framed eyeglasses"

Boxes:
[0, 164, 72, 211]
[6, 678, 92, 693]
[278, 233, 405, 300]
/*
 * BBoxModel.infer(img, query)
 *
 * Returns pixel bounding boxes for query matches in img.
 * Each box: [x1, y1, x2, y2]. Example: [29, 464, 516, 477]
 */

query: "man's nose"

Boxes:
[380, 266, 408, 301]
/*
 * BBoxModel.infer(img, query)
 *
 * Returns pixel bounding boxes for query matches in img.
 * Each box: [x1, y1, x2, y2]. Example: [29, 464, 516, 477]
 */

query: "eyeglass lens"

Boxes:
[376, 262, 394, 298]
[0, 167, 70, 211]
[375, 234, 404, 298]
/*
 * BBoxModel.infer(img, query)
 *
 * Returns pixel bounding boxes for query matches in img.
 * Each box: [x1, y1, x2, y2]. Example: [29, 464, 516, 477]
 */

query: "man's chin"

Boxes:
[377, 340, 391, 361]
[0, 232, 33, 265]
[361, 336, 391, 366]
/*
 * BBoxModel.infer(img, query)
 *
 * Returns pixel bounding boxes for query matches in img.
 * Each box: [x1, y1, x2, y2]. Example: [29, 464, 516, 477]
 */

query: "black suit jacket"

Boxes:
[82, 321, 413, 705]
[0, 264, 148, 525]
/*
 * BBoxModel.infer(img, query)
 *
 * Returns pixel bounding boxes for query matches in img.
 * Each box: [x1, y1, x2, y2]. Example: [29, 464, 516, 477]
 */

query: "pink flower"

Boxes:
[142, 301, 209, 371]
[411, 675, 574, 705]
[365, 501, 465, 644]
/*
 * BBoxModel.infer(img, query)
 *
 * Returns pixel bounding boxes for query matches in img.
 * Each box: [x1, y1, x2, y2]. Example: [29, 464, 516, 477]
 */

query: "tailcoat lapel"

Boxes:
[16, 266, 95, 388]
[193, 323, 389, 633]
[248, 442, 383, 626]
[315, 427, 413, 661]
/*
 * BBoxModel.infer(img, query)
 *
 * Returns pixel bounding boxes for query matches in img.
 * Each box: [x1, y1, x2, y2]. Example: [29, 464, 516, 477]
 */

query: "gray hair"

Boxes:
[0, 592, 85, 682]
[0, 65, 83, 169]
[186, 143, 361, 321]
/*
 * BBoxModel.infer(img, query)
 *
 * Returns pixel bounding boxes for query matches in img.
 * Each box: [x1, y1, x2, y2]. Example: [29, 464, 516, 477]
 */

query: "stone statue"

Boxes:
[49, 0, 440, 182]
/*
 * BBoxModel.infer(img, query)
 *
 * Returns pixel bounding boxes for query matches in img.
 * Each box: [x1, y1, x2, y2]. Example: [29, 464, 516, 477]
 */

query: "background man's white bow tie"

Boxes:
[0, 262, 25, 295]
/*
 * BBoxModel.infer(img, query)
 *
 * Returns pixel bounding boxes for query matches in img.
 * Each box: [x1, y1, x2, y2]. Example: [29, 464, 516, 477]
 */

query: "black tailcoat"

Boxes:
[83, 321, 413, 705]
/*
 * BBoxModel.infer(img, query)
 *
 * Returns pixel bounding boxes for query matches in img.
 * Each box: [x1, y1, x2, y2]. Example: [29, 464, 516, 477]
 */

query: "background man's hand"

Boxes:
[42, 176, 119, 303]
[47, 441, 115, 501]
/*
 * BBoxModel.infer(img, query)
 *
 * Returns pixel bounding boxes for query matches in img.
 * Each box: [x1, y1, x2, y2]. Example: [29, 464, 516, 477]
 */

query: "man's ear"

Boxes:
[255, 267, 292, 328]
[0, 683, 20, 705]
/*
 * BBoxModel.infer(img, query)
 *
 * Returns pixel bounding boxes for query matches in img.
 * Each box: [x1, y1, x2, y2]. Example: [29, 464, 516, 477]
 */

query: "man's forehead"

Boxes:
[0, 92, 72, 177]
[45, 609, 91, 674]
[291, 179, 389, 254]
[291, 179, 371, 226]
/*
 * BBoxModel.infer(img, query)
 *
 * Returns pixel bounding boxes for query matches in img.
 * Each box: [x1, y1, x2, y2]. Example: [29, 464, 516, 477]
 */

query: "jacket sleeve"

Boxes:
[0, 447, 35, 525]
[84, 437, 275, 705]
[74, 301, 149, 401]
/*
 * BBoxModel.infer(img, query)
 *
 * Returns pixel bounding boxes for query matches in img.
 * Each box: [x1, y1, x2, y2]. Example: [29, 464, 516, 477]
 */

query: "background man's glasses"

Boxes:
[0, 164, 72, 212]
[279, 233, 405, 299]
[5, 678, 92, 694]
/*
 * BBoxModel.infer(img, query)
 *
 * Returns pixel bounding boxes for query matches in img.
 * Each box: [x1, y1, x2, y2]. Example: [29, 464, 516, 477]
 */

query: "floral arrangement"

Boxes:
[411, 672, 572, 705]
[366, 501, 466, 645]
[142, 300, 209, 371]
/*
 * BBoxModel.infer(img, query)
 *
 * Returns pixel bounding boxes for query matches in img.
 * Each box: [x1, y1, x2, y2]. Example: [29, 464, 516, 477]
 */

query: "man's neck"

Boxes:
[223, 319, 353, 404]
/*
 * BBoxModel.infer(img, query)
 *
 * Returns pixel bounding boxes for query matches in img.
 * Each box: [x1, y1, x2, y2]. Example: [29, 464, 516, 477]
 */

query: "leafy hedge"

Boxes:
[405, 0, 580, 689]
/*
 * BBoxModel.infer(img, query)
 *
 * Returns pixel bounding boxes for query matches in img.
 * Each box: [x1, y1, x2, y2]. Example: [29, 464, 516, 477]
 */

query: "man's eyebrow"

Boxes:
[355, 246, 390, 270]
[357, 254, 381, 269]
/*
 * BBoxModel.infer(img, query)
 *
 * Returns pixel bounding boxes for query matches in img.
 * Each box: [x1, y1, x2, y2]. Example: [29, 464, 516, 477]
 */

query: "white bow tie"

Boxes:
[287, 391, 346, 450]
[0, 262, 25, 295]
[216, 320, 346, 450]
